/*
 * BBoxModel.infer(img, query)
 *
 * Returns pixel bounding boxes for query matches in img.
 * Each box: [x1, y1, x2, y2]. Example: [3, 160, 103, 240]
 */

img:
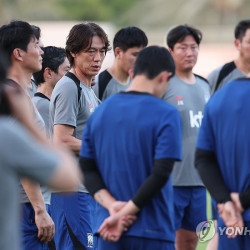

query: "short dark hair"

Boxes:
[0, 20, 35, 62]
[133, 45, 175, 80]
[0, 48, 13, 115]
[33, 46, 67, 85]
[66, 22, 110, 67]
[0, 48, 10, 82]
[113, 26, 148, 52]
[235, 19, 250, 40]
[31, 25, 41, 40]
[167, 25, 202, 50]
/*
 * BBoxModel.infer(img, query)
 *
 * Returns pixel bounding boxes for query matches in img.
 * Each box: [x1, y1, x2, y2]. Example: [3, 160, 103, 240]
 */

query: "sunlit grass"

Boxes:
[196, 190, 212, 250]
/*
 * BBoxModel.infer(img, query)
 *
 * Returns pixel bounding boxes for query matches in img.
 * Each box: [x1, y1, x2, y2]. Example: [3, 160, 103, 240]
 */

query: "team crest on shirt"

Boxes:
[87, 233, 93, 248]
[175, 96, 184, 105]
[89, 102, 94, 113]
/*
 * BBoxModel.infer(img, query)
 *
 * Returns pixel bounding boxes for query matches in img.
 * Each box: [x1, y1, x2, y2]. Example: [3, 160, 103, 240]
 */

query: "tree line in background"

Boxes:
[57, 0, 136, 22]
[0, 0, 249, 30]
[0, 0, 138, 25]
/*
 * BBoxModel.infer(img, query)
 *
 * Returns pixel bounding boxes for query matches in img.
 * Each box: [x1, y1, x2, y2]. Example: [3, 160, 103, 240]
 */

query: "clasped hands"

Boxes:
[217, 192, 244, 238]
[98, 201, 137, 242]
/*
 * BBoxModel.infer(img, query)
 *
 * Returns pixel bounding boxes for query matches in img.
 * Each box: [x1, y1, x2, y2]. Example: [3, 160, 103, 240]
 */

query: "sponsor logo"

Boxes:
[89, 103, 94, 113]
[175, 96, 184, 106]
[189, 110, 203, 128]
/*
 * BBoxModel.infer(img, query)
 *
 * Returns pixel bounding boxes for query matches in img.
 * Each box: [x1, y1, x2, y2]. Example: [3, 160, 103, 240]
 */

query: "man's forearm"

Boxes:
[21, 178, 55, 243]
[59, 135, 81, 154]
[132, 158, 174, 208]
[239, 187, 250, 210]
[94, 189, 116, 211]
[53, 125, 82, 154]
[79, 157, 106, 195]
[195, 148, 231, 203]
[117, 200, 140, 216]
[21, 178, 46, 213]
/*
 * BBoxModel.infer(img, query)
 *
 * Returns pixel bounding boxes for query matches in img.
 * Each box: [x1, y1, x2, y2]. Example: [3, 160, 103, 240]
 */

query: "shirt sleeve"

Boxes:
[0, 119, 59, 185]
[53, 80, 79, 127]
[33, 98, 50, 135]
[154, 108, 182, 161]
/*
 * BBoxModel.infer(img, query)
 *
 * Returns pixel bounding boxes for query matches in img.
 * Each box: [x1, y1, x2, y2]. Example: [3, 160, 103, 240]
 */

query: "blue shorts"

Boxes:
[96, 235, 174, 250]
[174, 186, 207, 231]
[218, 220, 250, 250]
[50, 192, 96, 250]
[21, 203, 55, 250]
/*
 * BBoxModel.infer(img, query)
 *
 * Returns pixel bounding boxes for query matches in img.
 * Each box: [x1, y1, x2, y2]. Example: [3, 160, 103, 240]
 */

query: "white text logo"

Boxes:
[196, 220, 250, 242]
[189, 110, 203, 128]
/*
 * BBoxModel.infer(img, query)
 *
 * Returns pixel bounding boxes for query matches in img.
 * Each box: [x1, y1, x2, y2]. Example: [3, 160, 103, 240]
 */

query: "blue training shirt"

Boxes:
[196, 78, 250, 221]
[80, 91, 182, 242]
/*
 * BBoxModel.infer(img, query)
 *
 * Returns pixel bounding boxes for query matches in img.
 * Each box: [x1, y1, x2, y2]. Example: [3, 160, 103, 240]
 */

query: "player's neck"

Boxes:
[127, 75, 157, 97]
[37, 83, 53, 99]
[235, 58, 250, 76]
[8, 65, 32, 90]
[108, 64, 130, 85]
[70, 67, 92, 87]
[176, 69, 196, 84]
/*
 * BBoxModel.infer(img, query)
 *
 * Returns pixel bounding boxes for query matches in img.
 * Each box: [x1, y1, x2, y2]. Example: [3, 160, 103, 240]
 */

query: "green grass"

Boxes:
[197, 241, 209, 250]
[196, 191, 212, 250]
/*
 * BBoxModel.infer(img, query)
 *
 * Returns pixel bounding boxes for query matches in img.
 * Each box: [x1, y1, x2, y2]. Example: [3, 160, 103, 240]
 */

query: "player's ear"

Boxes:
[158, 71, 172, 83]
[129, 68, 134, 79]
[13, 48, 24, 61]
[168, 47, 174, 56]
[44, 67, 53, 79]
[70, 52, 76, 58]
[234, 38, 241, 50]
[114, 47, 122, 58]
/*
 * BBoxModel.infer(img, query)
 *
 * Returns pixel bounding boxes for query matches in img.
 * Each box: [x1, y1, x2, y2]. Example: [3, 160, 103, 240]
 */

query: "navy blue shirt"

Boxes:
[197, 78, 250, 221]
[80, 91, 182, 242]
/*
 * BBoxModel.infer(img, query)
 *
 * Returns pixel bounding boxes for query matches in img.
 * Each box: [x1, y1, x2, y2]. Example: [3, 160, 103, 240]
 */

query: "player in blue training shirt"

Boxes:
[79, 45, 182, 250]
[195, 77, 250, 250]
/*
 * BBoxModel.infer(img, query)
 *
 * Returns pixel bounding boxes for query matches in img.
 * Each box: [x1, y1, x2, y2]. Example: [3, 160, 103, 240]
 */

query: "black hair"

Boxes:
[0, 48, 10, 82]
[0, 48, 17, 115]
[113, 26, 148, 52]
[0, 20, 35, 62]
[33, 46, 67, 85]
[133, 45, 175, 80]
[66, 22, 110, 67]
[235, 19, 250, 40]
[167, 25, 202, 50]
[31, 25, 41, 40]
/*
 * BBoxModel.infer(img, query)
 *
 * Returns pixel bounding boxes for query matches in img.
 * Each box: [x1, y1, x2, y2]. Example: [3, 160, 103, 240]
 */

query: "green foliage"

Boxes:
[56, 0, 136, 22]
[0, 0, 62, 24]
[0, 0, 139, 24]
[1, 0, 248, 29]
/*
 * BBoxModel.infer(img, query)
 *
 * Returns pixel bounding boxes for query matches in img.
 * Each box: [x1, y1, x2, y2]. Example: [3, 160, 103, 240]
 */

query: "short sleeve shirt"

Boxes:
[80, 92, 182, 242]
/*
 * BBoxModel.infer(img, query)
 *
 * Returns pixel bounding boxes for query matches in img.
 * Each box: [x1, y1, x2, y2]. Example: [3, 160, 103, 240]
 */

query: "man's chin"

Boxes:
[33, 66, 42, 74]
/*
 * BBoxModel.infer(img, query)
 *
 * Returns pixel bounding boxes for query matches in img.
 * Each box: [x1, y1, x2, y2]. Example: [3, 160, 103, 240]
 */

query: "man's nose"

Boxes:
[94, 51, 101, 61]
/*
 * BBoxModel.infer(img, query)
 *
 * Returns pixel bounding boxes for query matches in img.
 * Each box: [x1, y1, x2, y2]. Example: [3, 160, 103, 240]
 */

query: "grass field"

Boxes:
[196, 191, 212, 250]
